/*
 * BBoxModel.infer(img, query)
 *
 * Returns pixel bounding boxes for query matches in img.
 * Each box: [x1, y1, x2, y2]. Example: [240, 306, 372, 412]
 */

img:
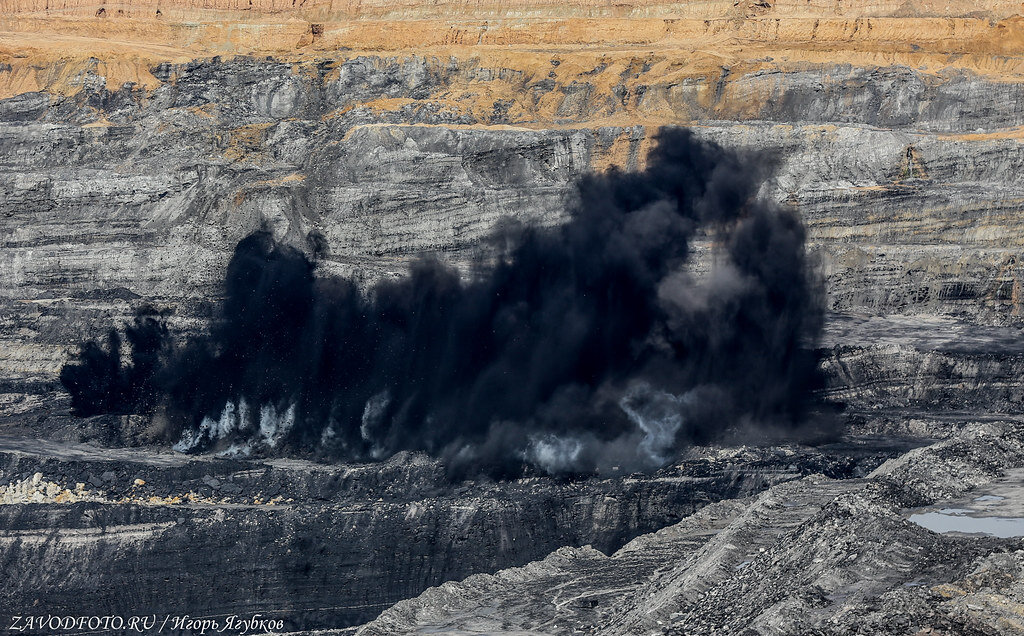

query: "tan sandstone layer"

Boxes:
[2, 0, 1024, 106]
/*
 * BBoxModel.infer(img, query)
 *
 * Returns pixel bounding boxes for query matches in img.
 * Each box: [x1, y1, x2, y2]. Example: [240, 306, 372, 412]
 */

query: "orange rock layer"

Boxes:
[1, 0, 1023, 121]
[3, 0, 1024, 20]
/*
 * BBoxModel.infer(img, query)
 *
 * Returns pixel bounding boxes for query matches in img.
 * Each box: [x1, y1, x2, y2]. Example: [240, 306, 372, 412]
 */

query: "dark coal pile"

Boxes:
[61, 128, 828, 476]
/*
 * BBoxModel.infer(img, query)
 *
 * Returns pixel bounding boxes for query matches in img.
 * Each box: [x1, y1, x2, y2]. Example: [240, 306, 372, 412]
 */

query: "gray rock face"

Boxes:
[356, 423, 1024, 635]
[2, 57, 1024, 414]
[3, 49, 1024, 635]
[0, 435, 890, 631]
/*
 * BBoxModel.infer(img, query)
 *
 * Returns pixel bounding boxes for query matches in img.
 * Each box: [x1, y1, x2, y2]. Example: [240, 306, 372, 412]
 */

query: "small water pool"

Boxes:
[905, 468, 1024, 538]
[908, 510, 1024, 538]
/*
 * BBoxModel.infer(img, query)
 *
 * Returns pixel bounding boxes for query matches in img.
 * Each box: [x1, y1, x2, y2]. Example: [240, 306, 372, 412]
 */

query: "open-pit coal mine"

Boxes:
[5, 1, 1024, 634]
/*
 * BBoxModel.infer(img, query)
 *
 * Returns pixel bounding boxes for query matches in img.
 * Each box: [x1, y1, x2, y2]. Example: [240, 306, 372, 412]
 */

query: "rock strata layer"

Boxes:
[0, 435, 893, 631]
[3, 3, 1024, 412]
[356, 423, 1024, 635]
[2, 1, 1024, 633]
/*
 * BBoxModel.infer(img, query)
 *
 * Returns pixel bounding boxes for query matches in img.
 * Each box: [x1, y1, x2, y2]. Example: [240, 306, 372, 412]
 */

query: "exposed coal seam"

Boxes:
[61, 128, 831, 477]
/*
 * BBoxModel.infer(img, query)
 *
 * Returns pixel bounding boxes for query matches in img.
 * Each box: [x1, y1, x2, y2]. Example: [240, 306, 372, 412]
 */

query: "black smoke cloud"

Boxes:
[61, 129, 828, 476]
[60, 306, 170, 417]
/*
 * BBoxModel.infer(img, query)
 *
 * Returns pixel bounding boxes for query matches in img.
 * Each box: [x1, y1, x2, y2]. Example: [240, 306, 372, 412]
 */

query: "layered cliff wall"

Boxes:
[0, 433, 888, 630]
[3, 3, 1024, 632]
[3, 2, 1024, 414]
[5, 0, 1024, 98]
[1, 0, 1023, 472]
